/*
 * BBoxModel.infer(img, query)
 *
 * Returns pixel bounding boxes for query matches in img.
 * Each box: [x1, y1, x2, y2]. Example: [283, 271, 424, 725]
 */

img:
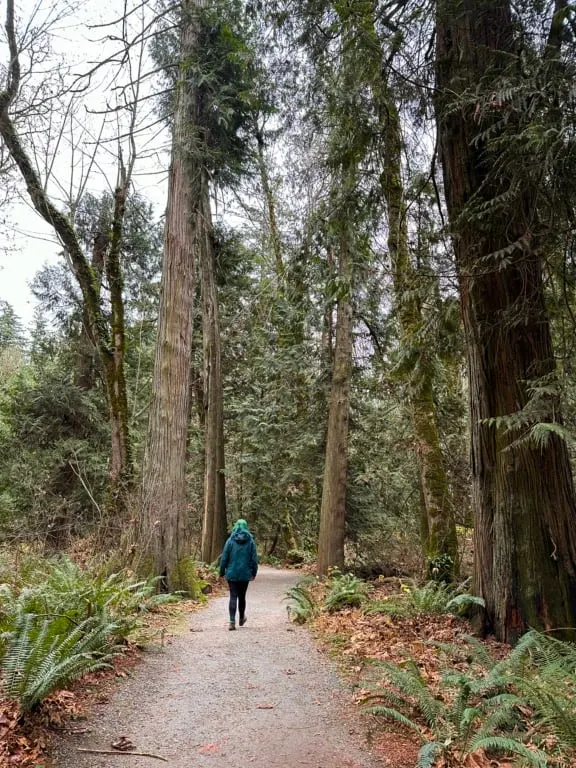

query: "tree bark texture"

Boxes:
[75, 230, 107, 392]
[377, 69, 457, 580]
[199, 183, 227, 564]
[317, 227, 353, 575]
[436, 0, 576, 639]
[141, 0, 206, 588]
[106, 181, 133, 500]
[0, 0, 132, 511]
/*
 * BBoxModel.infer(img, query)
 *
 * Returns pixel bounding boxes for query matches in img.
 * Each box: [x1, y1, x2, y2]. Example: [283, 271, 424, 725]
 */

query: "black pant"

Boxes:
[228, 580, 249, 621]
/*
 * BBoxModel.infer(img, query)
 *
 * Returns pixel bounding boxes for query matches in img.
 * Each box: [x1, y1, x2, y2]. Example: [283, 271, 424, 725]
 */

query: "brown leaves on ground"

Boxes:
[0, 699, 54, 768]
[315, 606, 473, 667]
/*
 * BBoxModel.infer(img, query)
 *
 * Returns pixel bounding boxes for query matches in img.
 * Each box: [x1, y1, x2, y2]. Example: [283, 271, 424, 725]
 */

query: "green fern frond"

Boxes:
[2, 613, 120, 709]
[445, 594, 485, 612]
[417, 742, 443, 768]
[361, 705, 425, 737]
[324, 573, 368, 612]
[470, 735, 547, 767]
[380, 661, 443, 726]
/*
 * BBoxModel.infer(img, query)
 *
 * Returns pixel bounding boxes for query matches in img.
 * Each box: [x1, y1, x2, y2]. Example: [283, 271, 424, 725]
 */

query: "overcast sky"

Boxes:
[0, 0, 170, 326]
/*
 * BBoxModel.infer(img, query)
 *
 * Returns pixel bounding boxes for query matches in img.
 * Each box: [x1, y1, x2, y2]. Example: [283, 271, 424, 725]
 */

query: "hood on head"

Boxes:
[232, 530, 251, 545]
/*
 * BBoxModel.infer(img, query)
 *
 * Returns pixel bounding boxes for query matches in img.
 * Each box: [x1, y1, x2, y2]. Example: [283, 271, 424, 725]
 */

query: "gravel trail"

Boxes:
[52, 567, 382, 768]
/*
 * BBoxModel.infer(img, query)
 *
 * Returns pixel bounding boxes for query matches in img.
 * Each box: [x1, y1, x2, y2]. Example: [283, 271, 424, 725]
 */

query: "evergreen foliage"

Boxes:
[2, 0, 576, 647]
[363, 630, 576, 766]
[364, 580, 485, 618]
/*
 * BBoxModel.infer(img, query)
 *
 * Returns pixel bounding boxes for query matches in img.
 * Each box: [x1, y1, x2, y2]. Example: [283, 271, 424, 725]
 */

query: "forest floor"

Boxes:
[48, 567, 385, 768]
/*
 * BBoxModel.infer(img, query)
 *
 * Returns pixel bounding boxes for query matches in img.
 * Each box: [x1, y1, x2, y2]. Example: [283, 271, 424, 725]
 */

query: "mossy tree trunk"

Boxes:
[141, 0, 206, 589]
[105, 177, 133, 503]
[377, 80, 457, 579]
[199, 182, 227, 564]
[436, 0, 576, 640]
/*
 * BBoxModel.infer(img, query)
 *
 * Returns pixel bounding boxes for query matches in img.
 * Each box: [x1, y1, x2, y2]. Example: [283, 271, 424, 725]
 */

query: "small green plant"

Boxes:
[284, 580, 317, 624]
[3, 611, 121, 710]
[407, 581, 455, 613]
[363, 596, 412, 617]
[323, 571, 369, 613]
[426, 553, 454, 583]
[285, 549, 307, 565]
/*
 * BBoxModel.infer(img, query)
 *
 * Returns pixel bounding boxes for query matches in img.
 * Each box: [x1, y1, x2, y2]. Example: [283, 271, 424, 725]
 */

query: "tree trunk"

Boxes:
[377, 69, 457, 581]
[75, 231, 107, 391]
[436, 0, 576, 640]
[140, 0, 205, 589]
[105, 180, 133, 505]
[199, 182, 227, 564]
[317, 225, 353, 575]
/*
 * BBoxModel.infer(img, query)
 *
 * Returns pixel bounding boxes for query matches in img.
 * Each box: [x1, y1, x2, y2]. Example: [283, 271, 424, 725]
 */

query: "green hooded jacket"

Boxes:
[219, 520, 258, 582]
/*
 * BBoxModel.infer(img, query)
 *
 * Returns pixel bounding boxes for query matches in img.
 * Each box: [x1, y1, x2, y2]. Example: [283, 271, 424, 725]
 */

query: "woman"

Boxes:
[219, 519, 258, 630]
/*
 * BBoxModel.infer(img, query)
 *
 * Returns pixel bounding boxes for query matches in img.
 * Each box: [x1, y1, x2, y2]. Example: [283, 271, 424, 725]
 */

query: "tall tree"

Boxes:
[316, 31, 360, 573]
[379, 88, 457, 580]
[334, 1, 458, 579]
[435, 0, 576, 639]
[199, 187, 227, 563]
[140, 0, 206, 587]
[317, 191, 354, 573]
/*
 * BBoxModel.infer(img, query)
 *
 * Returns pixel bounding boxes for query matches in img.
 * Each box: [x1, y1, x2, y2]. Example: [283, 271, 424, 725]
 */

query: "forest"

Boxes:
[1, 0, 576, 766]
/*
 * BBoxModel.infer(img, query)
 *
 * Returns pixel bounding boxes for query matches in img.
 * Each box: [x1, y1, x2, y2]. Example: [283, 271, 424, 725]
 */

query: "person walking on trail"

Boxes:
[219, 519, 258, 631]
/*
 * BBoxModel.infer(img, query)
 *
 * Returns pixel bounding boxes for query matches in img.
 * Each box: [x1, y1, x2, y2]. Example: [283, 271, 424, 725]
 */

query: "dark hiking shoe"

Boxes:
[228, 621, 236, 631]
[239, 615, 247, 627]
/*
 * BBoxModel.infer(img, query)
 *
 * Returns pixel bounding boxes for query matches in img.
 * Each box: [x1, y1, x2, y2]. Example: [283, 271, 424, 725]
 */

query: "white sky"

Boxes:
[0, 0, 171, 326]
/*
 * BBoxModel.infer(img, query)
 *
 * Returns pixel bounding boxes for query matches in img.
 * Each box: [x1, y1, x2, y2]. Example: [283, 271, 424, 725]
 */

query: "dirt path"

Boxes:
[52, 567, 382, 768]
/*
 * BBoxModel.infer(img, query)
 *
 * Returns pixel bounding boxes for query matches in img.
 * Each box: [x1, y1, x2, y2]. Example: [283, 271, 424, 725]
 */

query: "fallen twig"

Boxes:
[77, 748, 169, 762]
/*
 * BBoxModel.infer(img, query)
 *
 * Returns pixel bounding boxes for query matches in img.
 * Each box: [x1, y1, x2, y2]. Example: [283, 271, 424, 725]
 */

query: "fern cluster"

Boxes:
[285, 571, 370, 622]
[324, 571, 369, 612]
[284, 581, 317, 623]
[285, 574, 485, 627]
[363, 630, 576, 767]
[364, 579, 484, 618]
[0, 556, 182, 709]
[3, 612, 121, 710]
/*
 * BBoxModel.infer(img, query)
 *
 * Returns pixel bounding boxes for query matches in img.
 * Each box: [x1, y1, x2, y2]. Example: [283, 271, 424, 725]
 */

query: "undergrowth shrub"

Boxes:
[2, 612, 121, 710]
[284, 579, 317, 624]
[362, 630, 576, 767]
[285, 571, 370, 622]
[364, 579, 484, 618]
[324, 571, 369, 612]
[0, 555, 183, 708]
